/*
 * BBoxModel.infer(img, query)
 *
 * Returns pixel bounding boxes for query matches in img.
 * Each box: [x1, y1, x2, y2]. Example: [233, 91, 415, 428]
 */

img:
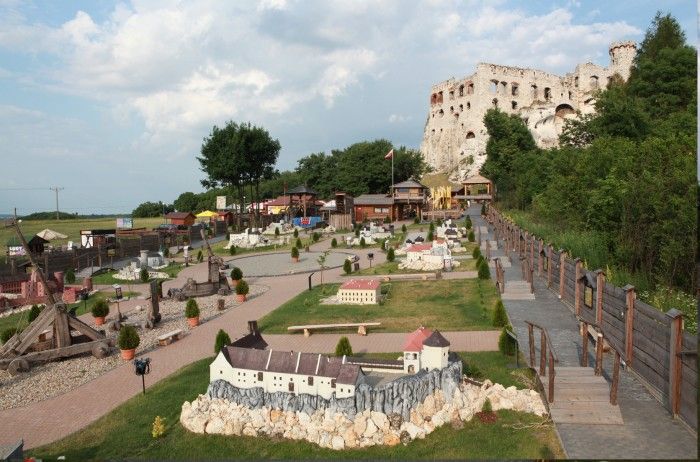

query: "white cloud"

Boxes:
[388, 114, 412, 123]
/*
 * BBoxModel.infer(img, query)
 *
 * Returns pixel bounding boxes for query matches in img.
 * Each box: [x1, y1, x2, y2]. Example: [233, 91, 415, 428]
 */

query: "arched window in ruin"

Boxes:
[454, 112, 459, 118]
[438, 91, 444, 103]
[606, 76, 613, 88]
[544, 87, 551, 101]
[489, 80, 498, 94]
[511, 101, 518, 110]
[431, 129, 435, 134]
[459, 85, 464, 97]
[430, 93, 437, 105]
[466, 131, 475, 139]
[449, 90, 455, 100]
[555, 104, 575, 118]
[590, 76, 599, 90]
[466, 102, 471, 110]
[574, 76, 579, 88]
[450, 106, 454, 113]
[438, 109, 444, 117]
[500, 81, 507, 94]
[492, 98, 498, 108]
[531, 84, 538, 99]
[511, 83, 519, 96]
[467, 82, 474, 94]
[568, 91, 572, 99]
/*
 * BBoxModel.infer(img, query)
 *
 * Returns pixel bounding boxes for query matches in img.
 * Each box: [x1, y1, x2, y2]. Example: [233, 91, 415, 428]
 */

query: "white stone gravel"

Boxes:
[0, 284, 268, 410]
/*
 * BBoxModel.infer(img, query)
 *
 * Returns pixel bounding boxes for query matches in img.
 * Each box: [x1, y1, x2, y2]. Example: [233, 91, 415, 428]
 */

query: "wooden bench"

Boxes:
[287, 322, 381, 337]
[157, 329, 184, 346]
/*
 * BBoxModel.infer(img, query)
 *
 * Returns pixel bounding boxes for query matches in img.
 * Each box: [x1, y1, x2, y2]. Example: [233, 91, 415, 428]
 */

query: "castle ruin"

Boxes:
[420, 41, 636, 179]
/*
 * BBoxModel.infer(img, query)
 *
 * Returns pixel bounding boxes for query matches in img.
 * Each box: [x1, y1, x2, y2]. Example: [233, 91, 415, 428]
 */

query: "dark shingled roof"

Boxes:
[423, 330, 450, 347]
[392, 179, 426, 189]
[267, 351, 297, 374]
[165, 212, 195, 219]
[224, 346, 269, 371]
[296, 352, 321, 375]
[336, 364, 362, 385]
[286, 185, 318, 196]
[346, 356, 403, 369]
[354, 194, 393, 206]
[230, 332, 268, 350]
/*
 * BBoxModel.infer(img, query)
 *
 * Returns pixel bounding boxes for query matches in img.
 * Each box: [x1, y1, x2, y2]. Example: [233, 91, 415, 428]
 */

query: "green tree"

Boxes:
[28, 304, 42, 323]
[498, 326, 517, 356]
[492, 301, 508, 327]
[214, 329, 231, 354]
[343, 259, 352, 275]
[335, 336, 353, 357]
[64, 268, 75, 284]
[478, 260, 491, 279]
[173, 192, 200, 213]
[132, 201, 172, 218]
[386, 247, 395, 262]
[139, 267, 149, 283]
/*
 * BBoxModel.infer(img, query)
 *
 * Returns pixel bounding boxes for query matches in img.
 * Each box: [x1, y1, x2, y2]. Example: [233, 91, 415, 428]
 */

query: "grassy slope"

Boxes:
[258, 280, 500, 334]
[30, 353, 563, 460]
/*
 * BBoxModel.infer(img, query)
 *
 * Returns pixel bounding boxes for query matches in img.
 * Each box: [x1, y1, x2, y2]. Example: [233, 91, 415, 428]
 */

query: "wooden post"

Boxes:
[595, 331, 604, 376]
[547, 245, 553, 288]
[666, 309, 683, 415]
[558, 251, 566, 299]
[528, 324, 535, 367]
[574, 258, 582, 316]
[610, 351, 620, 405]
[581, 321, 589, 367]
[595, 270, 605, 325]
[548, 354, 555, 403]
[537, 240, 543, 276]
[529, 236, 535, 271]
[623, 285, 635, 365]
[540, 330, 547, 376]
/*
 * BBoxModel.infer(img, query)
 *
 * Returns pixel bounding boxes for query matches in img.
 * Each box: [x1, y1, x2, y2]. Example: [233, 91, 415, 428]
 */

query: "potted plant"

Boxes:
[118, 325, 140, 360]
[91, 299, 110, 326]
[291, 246, 299, 263]
[185, 298, 200, 327]
[235, 279, 249, 302]
[230, 267, 243, 285]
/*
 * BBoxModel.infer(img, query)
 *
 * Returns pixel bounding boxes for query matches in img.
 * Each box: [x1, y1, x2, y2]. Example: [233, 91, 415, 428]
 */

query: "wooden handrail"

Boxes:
[524, 320, 559, 363]
[577, 315, 624, 406]
[524, 320, 558, 403]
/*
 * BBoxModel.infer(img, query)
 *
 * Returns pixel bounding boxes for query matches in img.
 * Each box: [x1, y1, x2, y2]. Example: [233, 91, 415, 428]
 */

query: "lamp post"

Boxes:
[134, 357, 151, 394]
[368, 252, 374, 268]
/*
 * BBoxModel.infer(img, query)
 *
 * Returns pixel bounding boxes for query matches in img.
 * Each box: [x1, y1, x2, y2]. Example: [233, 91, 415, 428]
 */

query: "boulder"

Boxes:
[399, 430, 411, 445]
[331, 435, 345, 450]
[370, 411, 388, 430]
[363, 419, 378, 438]
[383, 433, 401, 446]
[205, 417, 225, 434]
[403, 422, 423, 439]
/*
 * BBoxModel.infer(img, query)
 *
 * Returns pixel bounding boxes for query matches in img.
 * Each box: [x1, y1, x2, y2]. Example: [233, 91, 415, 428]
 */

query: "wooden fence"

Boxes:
[487, 205, 698, 431]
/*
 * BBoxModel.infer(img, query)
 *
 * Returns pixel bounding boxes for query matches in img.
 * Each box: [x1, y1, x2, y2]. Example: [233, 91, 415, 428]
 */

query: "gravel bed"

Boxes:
[0, 284, 268, 410]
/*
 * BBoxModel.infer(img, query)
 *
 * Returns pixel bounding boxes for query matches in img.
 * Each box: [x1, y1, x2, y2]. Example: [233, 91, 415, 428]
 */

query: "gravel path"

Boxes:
[0, 285, 268, 410]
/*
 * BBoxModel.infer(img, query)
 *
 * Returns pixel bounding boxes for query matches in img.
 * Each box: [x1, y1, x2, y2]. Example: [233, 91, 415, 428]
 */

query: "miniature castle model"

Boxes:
[420, 41, 637, 179]
[401, 327, 450, 373]
[337, 279, 381, 305]
[402, 240, 455, 271]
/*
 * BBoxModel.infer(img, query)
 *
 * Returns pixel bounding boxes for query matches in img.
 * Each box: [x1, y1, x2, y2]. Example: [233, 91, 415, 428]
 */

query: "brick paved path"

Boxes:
[471, 206, 697, 460]
[0, 237, 498, 449]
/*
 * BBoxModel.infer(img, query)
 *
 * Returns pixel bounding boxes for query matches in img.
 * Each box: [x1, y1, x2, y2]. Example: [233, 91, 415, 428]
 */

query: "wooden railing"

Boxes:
[520, 256, 534, 293]
[578, 317, 623, 406]
[494, 258, 505, 294]
[525, 320, 558, 403]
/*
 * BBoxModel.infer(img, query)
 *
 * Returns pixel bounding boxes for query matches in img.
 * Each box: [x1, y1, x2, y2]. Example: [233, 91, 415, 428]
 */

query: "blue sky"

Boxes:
[0, 0, 696, 215]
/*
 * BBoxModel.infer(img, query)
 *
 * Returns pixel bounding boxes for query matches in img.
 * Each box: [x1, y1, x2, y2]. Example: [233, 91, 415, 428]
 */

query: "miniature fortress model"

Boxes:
[421, 41, 636, 179]
[398, 237, 459, 271]
[115, 249, 170, 281]
[337, 279, 381, 305]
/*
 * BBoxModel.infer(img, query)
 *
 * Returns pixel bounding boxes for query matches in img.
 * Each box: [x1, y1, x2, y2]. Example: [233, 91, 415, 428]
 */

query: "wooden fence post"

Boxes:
[595, 330, 604, 376]
[546, 245, 553, 288]
[595, 270, 605, 325]
[558, 251, 566, 299]
[623, 285, 636, 365]
[611, 351, 620, 405]
[666, 309, 683, 416]
[574, 258, 582, 316]
[540, 330, 547, 376]
[537, 240, 543, 276]
[581, 321, 589, 367]
[528, 324, 535, 367]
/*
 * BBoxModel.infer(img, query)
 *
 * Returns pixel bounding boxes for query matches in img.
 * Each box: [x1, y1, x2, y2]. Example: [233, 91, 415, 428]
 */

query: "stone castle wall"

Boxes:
[420, 41, 636, 180]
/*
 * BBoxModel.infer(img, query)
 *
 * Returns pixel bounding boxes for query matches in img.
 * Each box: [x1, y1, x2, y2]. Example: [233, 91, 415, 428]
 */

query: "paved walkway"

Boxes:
[0, 235, 498, 449]
[470, 206, 697, 460]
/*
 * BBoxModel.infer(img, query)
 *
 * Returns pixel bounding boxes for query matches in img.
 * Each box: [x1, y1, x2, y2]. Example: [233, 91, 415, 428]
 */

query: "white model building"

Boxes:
[337, 279, 381, 305]
[401, 327, 451, 374]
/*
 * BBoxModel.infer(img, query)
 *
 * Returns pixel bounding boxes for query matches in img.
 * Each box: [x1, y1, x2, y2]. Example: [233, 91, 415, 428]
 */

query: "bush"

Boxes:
[139, 267, 150, 283]
[498, 326, 517, 356]
[91, 299, 110, 318]
[63, 268, 75, 284]
[295, 238, 302, 248]
[414, 216, 420, 224]
[478, 260, 491, 279]
[196, 250, 203, 263]
[118, 325, 140, 350]
[492, 300, 508, 327]
[427, 231, 434, 241]
[1, 327, 18, 344]
[291, 246, 299, 259]
[355, 227, 360, 237]
[383, 216, 391, 224]
[185, 299, 200, 318]
[228, 245, 236, 256]
[163, 247, 170, 258]
[335, 336, 353, 356]
[312, 232, 320, 242]
[401, 224, 407, 233]
[152, 416, 166, 439]
[482, 397, 493, 413]
[293, 229, 299, 238]
[472, 247, 481, 259]
[28, 304, 42, 323]
[235, 279, 249, 295]
[214, 329, 231, 354]
[274, 227, 280, 236]
[331, 238, 337, 248]
[359, 237, 366, 248]
[230, 267, 243, 280]
[464, 216, 472, 229]
[387, 247, 395, 262]
[429, 222, 435, 232]
[468, 230, 475, 242]
[343, 259, 352, 274]
[481, 203, 486, 216]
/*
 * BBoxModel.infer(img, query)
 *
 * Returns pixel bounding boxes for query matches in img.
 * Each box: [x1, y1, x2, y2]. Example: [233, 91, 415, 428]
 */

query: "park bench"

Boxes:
[157, 329, 184, 346]
[287, 322, 381, 337]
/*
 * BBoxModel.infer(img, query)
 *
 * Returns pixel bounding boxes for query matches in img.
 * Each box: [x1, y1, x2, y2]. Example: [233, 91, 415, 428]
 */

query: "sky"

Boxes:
[0, 0, 696, 215]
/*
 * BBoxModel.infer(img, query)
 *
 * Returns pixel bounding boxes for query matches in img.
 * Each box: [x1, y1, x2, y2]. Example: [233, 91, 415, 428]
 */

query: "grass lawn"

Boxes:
[258, 279, 501, 334]
[30, 353, 563, 460]
[87, 263, 186, 285]
[0, 217, 164, 254]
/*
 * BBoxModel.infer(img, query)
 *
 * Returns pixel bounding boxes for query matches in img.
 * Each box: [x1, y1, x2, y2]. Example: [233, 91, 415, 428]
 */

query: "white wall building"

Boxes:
[402, 327, 451, 374]
[337, 279, 381, 305]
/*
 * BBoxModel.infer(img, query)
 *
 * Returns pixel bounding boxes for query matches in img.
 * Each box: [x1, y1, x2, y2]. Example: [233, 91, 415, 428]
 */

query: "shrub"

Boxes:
[492, 300, 508, 327]
[478, 260, 491, 279]
[387, 247, 395, 262]
[28, 304, 42, 323]
[64, 268, 75, 284]
[163, 247, 170, 258]
[401, 224, 407, 233]
[355, 227, 360, 237]
[383, 216, 390, 224]
[293, 229, 299, 238]
[429, 222, 435, 232]
[312, 232, 320, 242]
[152, 416, 166, 439]
[343, 259, 352, 275]
[335, 336, 353, 356]
[472, 247, 481, 259]
[468, 230, 475, 242]
[185, 299, 200, 318]
[331, 238, 337, 248]
[436, 218, 442, 227]
[235, 279, 249, 295]
[464, 216, 472, 229]
[196, 250, 203, 263]
[291, 246, 299, 259]
[359, 237, 366, 248]
[118, 325, 140, 350]
[139, 267, 150, 283]
[295, 238, 302, 248]
[228, 245, 236, 256]
[427, 231, 434, 241]
[498, 326, 517, 356]
[481, 203, 486, 216]
[214, 329, 231, 354]
[274, 227, 280, 236]
[230, 267, 243, 280]
[1, 327, 18, 344]
[482, 397, 493, 413]
[413, 216, 419, 224]
[91, 299, 110, 318]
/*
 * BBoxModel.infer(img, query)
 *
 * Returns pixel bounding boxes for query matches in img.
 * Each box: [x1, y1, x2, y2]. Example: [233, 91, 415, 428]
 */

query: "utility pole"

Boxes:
[50, 186, 64, 220]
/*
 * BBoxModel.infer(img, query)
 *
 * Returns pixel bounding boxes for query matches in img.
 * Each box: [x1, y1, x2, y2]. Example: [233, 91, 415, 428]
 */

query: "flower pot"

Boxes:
[94, 316, 105, 326]
[187, 316, 200, 327]
[292, 257, 299, 263]
[236, 294, 247, 303]
[120, 348, 136, 360]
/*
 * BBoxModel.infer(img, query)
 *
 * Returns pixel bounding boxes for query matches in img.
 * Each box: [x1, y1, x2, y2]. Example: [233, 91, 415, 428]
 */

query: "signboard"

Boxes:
[292, 216, 322, 228]
[216, 196, 227, 210]
[116, 217, 133, 229]
[107, 249, 116, 257]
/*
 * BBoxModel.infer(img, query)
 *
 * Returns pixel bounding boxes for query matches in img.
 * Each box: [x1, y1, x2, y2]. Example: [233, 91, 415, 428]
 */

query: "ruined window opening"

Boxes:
[531, 84, 538, 99]
[438, 91, 444, 103]
[511, 83, 519, 96]
[489, 80, 498, 94]
[430, 93, 437, 105]
[511, 101, 517, 110]
[492, 98, 498, 108]
[466, 102, 471, 109]
[459, 104, 463, 112]
[500, 81, 507, 94]
[450, 106, 454, 113]
[574, 76, 579, 88]
[459, 85, 464, 96]
[466, 131, 475, 139]
[568, 91, 572, 99]
[449, 90, 454, 100]
[431, 129, 435, 134]
[438, 109, 444, 117]
[590, 75, 599, 90]
[544, 87, 551, 101]
[467, 82, 474, 94]
[454, 112, 459, 118]
[606, 76, 613, 88]
[331, 379, 336, 388]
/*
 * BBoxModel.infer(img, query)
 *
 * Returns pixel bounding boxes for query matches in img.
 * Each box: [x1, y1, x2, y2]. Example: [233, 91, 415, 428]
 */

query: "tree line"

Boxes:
[481, 12, 697, 293]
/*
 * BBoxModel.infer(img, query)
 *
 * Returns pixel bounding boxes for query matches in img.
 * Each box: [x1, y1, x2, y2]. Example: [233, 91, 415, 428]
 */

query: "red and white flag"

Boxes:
[384, 149, 394, 160]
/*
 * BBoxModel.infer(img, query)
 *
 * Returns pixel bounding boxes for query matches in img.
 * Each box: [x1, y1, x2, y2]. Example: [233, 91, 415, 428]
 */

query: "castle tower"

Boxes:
[420, 330, 450, 371]
[608, 41, 637, 81]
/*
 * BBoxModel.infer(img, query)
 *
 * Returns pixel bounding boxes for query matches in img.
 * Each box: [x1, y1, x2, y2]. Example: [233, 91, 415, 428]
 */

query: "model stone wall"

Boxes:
[420, 41, 636, 180]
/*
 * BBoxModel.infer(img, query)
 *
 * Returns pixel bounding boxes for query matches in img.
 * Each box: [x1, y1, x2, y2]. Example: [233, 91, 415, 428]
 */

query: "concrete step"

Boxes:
[502, 281, 535, 300]
[488, 259, 511, 268]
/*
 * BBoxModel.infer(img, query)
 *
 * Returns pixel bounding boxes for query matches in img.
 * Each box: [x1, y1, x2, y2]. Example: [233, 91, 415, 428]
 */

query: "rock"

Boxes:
[404, 422, 423, 439]
[205, 417, 225, 434]
[482, 379, 493, 389]
[499, 398, 513, 409]
[319, 431, 332, 449]
[450, 417, 464, 430]
[270, 409, 283, 423]
[250, 412, 266, 429]
[389, 413, 403, 430]
[383, 433, 401, 446]
[423, 395, 436, 415]
[331, 435, 345, 450]
[322, 419, 336, 432]
[363, 419, 378, 438]
[343, 427, 359, 448]
[353, 414, 367, 436]
[410, 409, 423, 426]
[371, 411, 388, 430]
[399, 430, 411, 445]
[188, 415, 208, 433]
[242, 425, 257, 437]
